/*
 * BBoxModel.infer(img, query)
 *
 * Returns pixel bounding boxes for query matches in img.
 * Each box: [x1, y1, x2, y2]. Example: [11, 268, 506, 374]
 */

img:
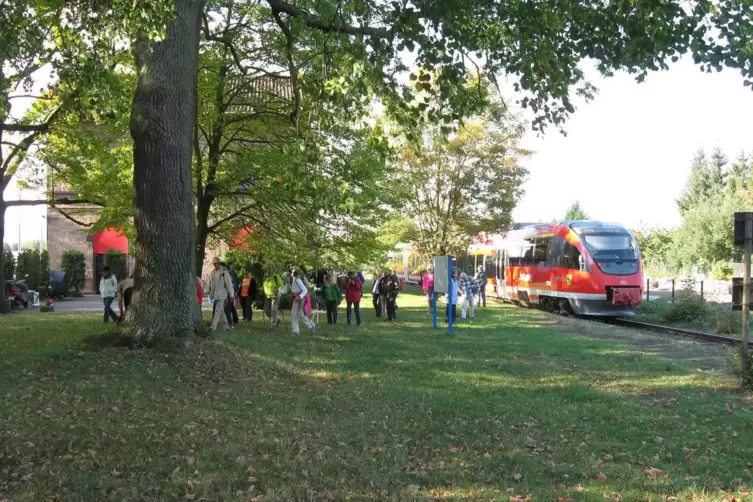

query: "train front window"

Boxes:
[581, 233, 639, 275]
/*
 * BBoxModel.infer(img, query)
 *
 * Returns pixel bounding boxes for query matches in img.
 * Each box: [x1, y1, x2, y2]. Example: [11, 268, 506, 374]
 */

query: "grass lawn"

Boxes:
[1, 289, 752, 501]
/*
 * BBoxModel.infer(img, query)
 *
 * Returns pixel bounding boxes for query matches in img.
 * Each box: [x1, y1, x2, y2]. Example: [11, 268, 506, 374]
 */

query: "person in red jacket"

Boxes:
[196, 277, 204, 306]
[344, 271, 363, 326]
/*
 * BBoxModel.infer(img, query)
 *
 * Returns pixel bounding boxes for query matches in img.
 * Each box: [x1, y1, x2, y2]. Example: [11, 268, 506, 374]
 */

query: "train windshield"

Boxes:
[581, 232, 640, 275]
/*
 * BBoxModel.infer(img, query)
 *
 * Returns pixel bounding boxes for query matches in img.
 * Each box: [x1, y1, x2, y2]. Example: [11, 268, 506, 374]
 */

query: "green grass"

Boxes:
[1, 290, 752, 501]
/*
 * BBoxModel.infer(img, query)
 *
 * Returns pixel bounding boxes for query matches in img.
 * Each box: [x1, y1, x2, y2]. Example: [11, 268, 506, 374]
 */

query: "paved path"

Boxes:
[15, 297, 215, 314]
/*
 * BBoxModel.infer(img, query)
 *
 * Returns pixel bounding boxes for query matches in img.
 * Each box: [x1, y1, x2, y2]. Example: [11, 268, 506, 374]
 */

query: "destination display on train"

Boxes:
[575, 227, 627, 235]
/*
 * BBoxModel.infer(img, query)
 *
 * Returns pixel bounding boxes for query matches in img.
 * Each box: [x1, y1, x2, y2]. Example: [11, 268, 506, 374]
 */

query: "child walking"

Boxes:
[323, 274, 342, 324]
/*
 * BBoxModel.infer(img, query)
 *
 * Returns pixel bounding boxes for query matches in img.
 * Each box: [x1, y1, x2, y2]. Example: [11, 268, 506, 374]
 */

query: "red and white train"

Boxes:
[394, 221, 644, 316]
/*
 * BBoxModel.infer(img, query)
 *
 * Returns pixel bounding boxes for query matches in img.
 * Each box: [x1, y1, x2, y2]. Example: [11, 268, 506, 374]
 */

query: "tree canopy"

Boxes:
[400, 108, 529, 258]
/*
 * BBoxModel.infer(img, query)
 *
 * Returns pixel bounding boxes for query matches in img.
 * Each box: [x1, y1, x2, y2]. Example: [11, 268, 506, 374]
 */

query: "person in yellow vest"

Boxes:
[263, 264, 284, 327]
[240, 269, 257, 322]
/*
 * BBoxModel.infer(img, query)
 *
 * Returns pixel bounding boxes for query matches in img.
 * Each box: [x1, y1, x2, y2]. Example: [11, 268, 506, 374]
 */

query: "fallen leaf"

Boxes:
[184, 495, 195, 501]
[684, 475, 698, 482]
[448, 444, 458, 452]
[512, 473, 523, 482]
[654, 437, 664, 444]
[603, 454, 614, 462]
[644, 467, 663, 478]
[558, 498, 573, 502]
[574, 484, 585, 492]
[525, 436, 537, 446]
[598, 472, 608, 483]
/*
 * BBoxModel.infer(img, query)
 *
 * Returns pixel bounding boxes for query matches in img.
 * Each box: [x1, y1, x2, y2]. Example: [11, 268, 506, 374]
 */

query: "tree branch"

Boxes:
[55, 207, 94, 228]
[207, 200, 260, 233]
[272, 10, 302, 130]
[265, 0, 392, 38]
[5, 197, 104, 208]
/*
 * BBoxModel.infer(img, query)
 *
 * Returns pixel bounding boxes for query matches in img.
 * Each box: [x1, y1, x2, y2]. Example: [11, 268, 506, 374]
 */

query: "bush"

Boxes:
[15, 247, 44, 291]
[3, 244, 14, 280]
[62, 250, 86, 292]
[730, 350, 753, 389]
[40, 250, 49, 294]
[714, 309, 739, 335]
[104, 249, 127, 281]
[665, 290, 707, 323]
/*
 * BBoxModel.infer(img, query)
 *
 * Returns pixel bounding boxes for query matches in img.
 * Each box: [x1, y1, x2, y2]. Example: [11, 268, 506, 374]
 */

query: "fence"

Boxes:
[644, 277, 732, 303]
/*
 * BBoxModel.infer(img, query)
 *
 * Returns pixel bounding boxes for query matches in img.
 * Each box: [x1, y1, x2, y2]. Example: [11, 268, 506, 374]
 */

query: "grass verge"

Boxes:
[1, 292, 751, 501]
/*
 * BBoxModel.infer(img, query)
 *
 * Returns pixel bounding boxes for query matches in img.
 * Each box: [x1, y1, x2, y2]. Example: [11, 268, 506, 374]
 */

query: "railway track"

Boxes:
[602, 317, 752, 347]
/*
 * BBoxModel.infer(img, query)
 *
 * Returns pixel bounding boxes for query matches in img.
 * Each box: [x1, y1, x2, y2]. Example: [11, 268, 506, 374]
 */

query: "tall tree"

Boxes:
[563, 201, 589, 221]
[401, 109, 529, 258]
[677, 149, 728, 216]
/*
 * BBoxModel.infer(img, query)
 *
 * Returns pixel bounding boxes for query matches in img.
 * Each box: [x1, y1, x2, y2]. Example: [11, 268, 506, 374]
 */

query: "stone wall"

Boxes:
[47, 206, 98, 293]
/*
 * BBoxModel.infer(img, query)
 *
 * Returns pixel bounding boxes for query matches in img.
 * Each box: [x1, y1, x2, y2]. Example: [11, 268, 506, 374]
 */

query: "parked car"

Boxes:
[47, 270, 69, 298]
[5, 280, 30, 309]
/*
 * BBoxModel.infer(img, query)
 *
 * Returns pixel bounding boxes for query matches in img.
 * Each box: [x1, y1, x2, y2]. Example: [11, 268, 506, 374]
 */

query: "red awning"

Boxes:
[93, 229, 129, 255]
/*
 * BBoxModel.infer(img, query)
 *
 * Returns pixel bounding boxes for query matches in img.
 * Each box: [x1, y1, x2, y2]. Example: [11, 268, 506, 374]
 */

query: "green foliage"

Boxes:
[401, 106, 529, 258]
[676, 149, 727, 216]
[104, 249, 127, 281]
[665, 290, 707, 323]
[563, 200, 589, 220]
[221, 250, 258, 276]
[714, 309, 739, 335]
[61, 250, 86, 292]
[15, 247, 45, 291]
[40, 249, 49, 294]
[633, 227, 675, 275]
[3, 245, 15, 281]
[712, 261, 733, 280]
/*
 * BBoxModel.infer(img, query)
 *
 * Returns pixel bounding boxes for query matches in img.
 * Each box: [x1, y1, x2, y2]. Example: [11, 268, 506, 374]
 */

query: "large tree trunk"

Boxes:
[0, 198, 9, 314]
[126, 0, 205, 341]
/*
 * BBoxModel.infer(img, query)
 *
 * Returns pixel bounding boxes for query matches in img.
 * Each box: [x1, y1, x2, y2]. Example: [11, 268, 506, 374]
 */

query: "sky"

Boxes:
[5, 54, 753, 248]
[512, 55, 753, 230]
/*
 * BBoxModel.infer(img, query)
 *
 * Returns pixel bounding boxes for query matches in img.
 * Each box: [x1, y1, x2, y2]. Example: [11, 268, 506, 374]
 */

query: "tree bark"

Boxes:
[126, 0, 205, 340]
[0, 197, 9, 314]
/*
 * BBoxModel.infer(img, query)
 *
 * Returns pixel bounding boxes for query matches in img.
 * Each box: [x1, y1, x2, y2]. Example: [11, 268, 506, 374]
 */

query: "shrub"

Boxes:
[40, 250, 49, 294]
[3, 244, 14, 280]
[104, 249, 127, 281]
[714, 309, 739, 335]
[730, 350, 753, 389]
[665, 290, 707, 323]
[15, 247, 44, 291]
[62, 250, 86, 292]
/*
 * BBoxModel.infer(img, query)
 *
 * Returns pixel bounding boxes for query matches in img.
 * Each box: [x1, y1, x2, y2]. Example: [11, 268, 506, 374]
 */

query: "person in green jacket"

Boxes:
[323, 274, 342, 325]
[263, 264, 284, 327]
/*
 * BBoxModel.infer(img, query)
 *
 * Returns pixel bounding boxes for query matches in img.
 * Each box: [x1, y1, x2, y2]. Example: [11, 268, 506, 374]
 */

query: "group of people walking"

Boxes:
[103, 258, 488, 332]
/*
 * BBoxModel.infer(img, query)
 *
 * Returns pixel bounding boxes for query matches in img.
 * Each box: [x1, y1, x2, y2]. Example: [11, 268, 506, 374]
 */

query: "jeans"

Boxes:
[462, 293, 475, 319]
[241, 295, 253, 321]
[347, 301, 361, 325]
[103, 297, 118, 323]
[326, 300, 338, 324]
[477, 289, 486, 307]
[426, 288, 434, 311]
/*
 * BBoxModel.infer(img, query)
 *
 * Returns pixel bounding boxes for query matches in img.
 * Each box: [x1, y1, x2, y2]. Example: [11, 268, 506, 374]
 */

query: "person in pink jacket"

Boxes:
[422, 266, 435, 312]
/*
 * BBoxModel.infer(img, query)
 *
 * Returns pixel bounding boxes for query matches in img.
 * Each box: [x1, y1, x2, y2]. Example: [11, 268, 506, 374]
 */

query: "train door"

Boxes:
[531, 236, 552, 303]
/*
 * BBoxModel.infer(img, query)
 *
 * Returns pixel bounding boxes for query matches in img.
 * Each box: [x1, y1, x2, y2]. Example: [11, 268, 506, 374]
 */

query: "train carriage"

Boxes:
[479, 221, 643, 316]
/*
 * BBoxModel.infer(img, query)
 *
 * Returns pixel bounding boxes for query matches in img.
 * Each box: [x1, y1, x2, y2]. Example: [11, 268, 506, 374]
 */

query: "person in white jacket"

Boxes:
[100, 266, 119, 324]
[279, 269, 316, 334]
[207, 257, 235, 332]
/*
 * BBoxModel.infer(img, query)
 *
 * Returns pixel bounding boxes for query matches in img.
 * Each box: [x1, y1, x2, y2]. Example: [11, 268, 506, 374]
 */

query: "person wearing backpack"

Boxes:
[323, 274, 342, 324]
[278, 269, 316, 334]
[263, 263, 284, 327]
[240, 269, 257, 322]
